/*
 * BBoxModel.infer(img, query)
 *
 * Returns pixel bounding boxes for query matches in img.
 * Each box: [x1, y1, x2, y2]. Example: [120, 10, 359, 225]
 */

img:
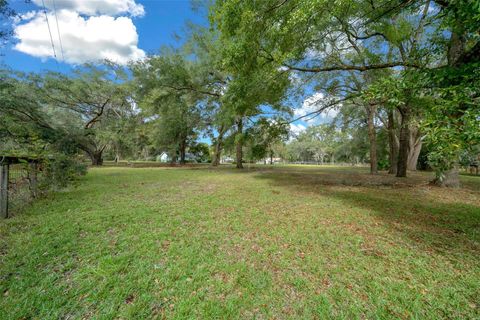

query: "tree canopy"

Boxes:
[1, 0, 478, 187]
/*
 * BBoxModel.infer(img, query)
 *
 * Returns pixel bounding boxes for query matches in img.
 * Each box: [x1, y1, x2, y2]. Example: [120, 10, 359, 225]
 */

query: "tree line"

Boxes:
[1, 0, 479, 187]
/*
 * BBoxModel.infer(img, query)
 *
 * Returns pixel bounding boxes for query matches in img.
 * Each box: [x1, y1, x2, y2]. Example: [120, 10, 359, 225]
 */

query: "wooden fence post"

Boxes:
[0, 163, 9, 218]
[29, 162, 38, 199]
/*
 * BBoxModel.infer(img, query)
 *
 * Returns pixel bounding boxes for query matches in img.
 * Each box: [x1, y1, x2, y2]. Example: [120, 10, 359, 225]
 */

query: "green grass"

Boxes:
[1, 166, 479, 319]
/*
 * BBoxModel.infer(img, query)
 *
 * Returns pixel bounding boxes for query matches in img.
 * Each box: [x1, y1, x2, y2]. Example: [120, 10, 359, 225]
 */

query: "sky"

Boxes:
[1, 0, 335, 136]
[2, 0, 205, 72]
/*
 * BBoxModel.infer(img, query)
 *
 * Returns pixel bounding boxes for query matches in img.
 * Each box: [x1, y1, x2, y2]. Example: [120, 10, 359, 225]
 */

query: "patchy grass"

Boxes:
[1, 166, 479, 319]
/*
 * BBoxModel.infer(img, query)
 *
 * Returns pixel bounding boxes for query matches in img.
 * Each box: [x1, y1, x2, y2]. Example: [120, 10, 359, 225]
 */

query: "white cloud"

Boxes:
[32, 0, 145, 17]
[289, 123, 306, 135]
[294, 92, 340, 124]
[324, 107, 339, 118]
[14, 10, 145, 65]
[294, 92, 325, 117]
[20, 11, 37, 21]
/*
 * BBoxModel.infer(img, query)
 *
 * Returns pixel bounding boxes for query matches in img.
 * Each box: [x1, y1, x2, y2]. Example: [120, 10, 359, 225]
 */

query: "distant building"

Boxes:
[157, 152, 198, 163]
[220, 156, 234, 164]
[157, 152, 170, 163]
[270, 157, 282, 164]
[257, 157, 283, 164]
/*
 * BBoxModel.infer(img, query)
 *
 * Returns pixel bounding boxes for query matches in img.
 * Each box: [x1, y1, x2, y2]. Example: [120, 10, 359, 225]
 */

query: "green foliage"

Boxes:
[3, 0, 479, 182]
[377, 158, 390, 171]
[0, 0, 15, 43]
[41, 155, 88, 190]
[0, 70, 56, 155]
[212, 0, 479, 181]
[132, 53, 207, 162]
[286, 124, 357, 163]
[35, 63, 134, 164]
[421, 63, 480, 181]
[244, 117, 289, 161]
[189, 142, 211, 163]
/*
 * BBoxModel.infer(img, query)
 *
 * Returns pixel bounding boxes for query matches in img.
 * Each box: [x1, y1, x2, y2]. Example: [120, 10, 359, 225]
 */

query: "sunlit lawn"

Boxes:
[1, 165, 479, 319]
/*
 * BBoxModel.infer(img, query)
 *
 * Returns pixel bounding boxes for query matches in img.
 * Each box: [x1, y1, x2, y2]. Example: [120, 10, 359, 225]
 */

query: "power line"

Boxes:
[40, 0, 57, 61]
[52, 0, 65, 61]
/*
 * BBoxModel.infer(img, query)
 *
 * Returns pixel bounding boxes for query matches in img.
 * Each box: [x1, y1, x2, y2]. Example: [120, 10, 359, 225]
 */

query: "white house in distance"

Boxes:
[156, 152, 197, 163]
[220, 156, 234, 164]
[157, 152, 170, 163]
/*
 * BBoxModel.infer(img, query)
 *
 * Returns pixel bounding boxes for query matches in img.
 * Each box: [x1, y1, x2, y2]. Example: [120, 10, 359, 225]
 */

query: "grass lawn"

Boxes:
[1, 166, 479, 319]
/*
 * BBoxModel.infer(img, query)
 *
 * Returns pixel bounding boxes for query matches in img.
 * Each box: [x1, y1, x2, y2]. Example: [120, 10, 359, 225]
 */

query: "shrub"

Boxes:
[377, 159, 390, 171]
[41, 155, 87, 190]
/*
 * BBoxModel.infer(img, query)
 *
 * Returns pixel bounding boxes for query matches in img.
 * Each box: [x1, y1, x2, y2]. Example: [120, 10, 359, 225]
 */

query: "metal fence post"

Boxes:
[0, 163, 9, 218]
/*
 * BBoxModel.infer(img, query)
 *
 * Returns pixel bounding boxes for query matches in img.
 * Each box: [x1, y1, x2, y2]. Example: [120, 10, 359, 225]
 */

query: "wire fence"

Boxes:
[1, 155, 88, 218]
[1, 158, 42, 218]
[8, 163, 36, 215]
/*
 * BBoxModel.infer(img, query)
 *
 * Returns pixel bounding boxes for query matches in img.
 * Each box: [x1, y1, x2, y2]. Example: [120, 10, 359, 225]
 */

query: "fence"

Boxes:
[0, 156, 40, 219]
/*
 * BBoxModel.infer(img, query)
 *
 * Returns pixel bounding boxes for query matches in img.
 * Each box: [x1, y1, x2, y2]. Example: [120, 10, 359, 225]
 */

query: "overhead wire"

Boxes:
[40, 0, 59, 67]
[52, 0, 65, 61]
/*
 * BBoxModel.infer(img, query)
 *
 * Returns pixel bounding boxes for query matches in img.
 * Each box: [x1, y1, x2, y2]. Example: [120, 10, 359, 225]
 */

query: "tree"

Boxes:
[39, 63, 132, 165]
[221, 69, 290, 168]
[420, 0, 480, 186]
[189, 142, 211, 163]
[132, 52, 204, 164]
[0, 69, 56, 156]
[212, 0, 478, 184]
[286, 124, 352, 164]
[244, 117, 289, 164]
[0, 0, 15, 45]
[0, 69, 87, 187]
[183, 26, 234, 166]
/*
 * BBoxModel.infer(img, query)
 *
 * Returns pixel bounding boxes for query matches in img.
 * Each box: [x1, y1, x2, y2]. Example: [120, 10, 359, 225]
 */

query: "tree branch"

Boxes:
[288, 95, 358, 123]
[85, 97, 110, 129]
[160, 84, 221, 97]
[283, 61, 420, 73]
[264, 0, 289, 14]
[351, 32, 389, 41]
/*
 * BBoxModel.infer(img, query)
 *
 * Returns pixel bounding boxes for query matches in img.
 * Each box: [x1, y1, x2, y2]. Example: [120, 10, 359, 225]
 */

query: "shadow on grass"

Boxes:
[253, 169, 480, 256]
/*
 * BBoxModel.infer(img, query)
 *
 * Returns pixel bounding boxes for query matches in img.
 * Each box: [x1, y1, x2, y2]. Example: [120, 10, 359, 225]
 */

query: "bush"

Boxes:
[41, 155, 87, 190]
[377, 159, 390, 171]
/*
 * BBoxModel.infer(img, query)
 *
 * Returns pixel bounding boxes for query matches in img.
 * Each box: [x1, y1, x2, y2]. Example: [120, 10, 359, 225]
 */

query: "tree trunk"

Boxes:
[387, 110, 399, 174]
[179, 140, 186, 165]
[367, 103, 378, 174]
[90, 151, 104, 166]
[407, 143, 422, 171]
[270, 150, 273, 165]
[170, 152, 177, 165]
[396, 107, 410, 177]
[211, 141, 222, 166]
[114, 145, 120, 163]
[211, 126, 225, 167]
[235, 118, 243, 169]
[407, 127, 422, 171]
[140, 148, 147, 161]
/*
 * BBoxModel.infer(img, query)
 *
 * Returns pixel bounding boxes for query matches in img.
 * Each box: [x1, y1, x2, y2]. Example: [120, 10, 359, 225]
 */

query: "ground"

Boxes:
[1, 165, 479, 319]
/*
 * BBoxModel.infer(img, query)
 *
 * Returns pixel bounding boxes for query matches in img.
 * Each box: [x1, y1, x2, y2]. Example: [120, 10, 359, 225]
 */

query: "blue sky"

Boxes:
[2, 0, 205, 73]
